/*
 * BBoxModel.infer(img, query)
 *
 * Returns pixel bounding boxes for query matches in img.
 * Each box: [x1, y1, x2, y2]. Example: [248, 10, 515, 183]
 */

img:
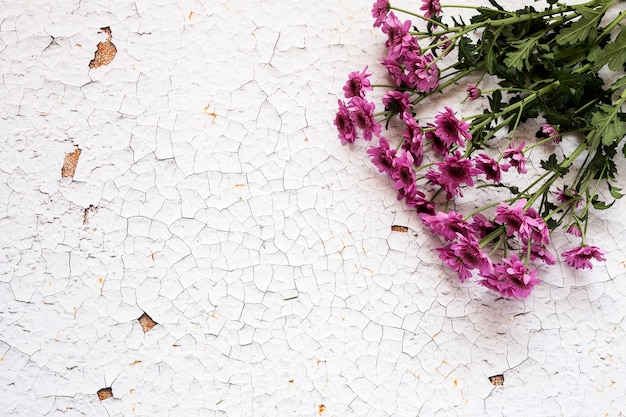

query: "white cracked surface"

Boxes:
[1, 0, 625, 416]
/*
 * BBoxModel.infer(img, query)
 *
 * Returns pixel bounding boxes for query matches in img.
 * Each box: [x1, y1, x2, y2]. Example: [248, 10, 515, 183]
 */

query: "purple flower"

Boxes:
[419, 210, 476, 241]
[474, 153, 507, 183]
[381, 57, 404, 87]
[406, 190, 435, 215]
[554, 186, 580, 208]
[479, 254, 540, 298]
[566, 223, 582, 237]
[382, 90, 412, 118]
[466, 84, 481, 101]
[519, 207, 550, 246]
[343, 66, 373, 99]
[541, 123, 561, 144]
[367, 136, 397, 176]
[349, 96, 381, 141]
[405, 51, 440, 93]
[381, 12, 415, 57]
[371, 0, 390, 27]
[561, 245, 607, 270]
[471, 213, 497, 238]
[494, 199, 527, 237]
[437, 244, 473, 282]
[420, 0, 442, 18]
[503, 140, 527, 174]
[402, 116, 424, 166]
[434, 106, 471, 147]
[425, 150, 481, 199]
[335, 100, 357, 144]
[526, 243, 557, 265]
[425, 123, 449, 157]
[391, 151, 417, 197]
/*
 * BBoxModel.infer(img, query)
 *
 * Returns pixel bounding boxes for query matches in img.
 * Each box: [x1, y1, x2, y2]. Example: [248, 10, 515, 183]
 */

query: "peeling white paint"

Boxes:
[1, 0, 625, 416]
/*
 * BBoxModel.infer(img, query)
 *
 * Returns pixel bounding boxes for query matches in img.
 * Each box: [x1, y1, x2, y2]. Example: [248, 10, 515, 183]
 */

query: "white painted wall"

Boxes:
[1, 0, 625, 416]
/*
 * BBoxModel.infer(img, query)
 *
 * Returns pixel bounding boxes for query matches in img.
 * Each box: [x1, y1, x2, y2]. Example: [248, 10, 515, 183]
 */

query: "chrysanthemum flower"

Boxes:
[405, 51, 440, 93]
[541, 123, 561, 144]
[437, 244, 474, 282]
[381, 12, 415, 57]
[425, 150, 481, 199]
[503, 140, 527, 174]
[382, 90, 412, 118]
[343, 66, 373, 99]
[466, 83, 481, 101]
[391, 151, 417, 196]
[402, 116, 424, 166]
[419, 210, 476, 241]
[420, 0, 442, 19]
[479, 254, 540, 298]
[474, 153, 507, 183]
[349, 96, 381, 141]
[371, 0, 390, 28]
[561, 245, 607, 270]
[367, 136, 396, 176]
[335, 100, 357, 144]
[566, 223, 582, 237]
[434, 106, 471, 147]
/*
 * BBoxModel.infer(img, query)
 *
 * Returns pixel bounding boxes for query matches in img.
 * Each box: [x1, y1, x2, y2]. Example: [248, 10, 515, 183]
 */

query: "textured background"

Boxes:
[1, 0, 625, 416]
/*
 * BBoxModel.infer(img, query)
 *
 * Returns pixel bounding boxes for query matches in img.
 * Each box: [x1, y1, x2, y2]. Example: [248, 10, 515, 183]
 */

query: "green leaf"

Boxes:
[556, 6, 603, 46]
[589, 30, 626, 71]
[540, 153, 569, 176]
[587, 104, 626, 148]
[611, 76, 626, 91]
[591, 194, 615, 210]
[608, 183, 624, 200]
[504, 37, 540, 71]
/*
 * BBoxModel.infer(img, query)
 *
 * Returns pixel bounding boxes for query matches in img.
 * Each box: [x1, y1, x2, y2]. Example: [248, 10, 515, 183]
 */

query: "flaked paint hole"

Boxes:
[89, 27, 117, 68]
[62, 148, 81, 178]
[97, 387, 113, 401]
[318, 404, 326, 415]
[138, 312, 157, 332]
[488, 374, 504, 386]
[391, 225, 409, 232]
[83, 205, 97, 225]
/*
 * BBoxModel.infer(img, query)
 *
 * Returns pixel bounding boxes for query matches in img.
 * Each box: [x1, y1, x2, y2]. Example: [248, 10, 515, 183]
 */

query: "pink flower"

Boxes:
[437, 244, 473, 282]
[420, 0, 442, 19]
[425, 150, 481, 199]
[471, 213, 497, 238]
[405, 51, 440, 93]
[371, 0, 390, 28]
[391, 151, 417, 197]
[437, 235, 493, 282]
[526, 243, 557, 265]
[405, 190, 435, 215]
[474, 153, 507, 183]
[335, 100, 357, 144]
[434, 106, 471, 147]
[343, 66, 373, 99]
[466, 84, 481, 101]
[554, 186, 580, 207]
[349, 96, 381, 141]
[402, 116, 424, 166]
[519, 207, 550, 246]
[419, 210, 476, 241]
[541, 123, 561, 144]
[566, 223, 582, 237]
[479, 254, 540, 298]
[382, 90, 412, 118]
[381, 13, 415, 57]
[503, 140, 527, 174]
[425, 123, 449, 157]
[381, 57, 404, 87]
[367, 136, 397, 176]
[495, 199, 545, 242]
[561, 245, 607, 270]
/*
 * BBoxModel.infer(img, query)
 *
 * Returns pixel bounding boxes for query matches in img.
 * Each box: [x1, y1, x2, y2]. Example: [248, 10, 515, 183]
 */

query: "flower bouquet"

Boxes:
[335, 0, 626, 298]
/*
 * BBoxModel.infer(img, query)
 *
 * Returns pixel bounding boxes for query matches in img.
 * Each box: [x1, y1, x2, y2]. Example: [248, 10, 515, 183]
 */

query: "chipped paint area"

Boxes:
[0, 0, 625, 416]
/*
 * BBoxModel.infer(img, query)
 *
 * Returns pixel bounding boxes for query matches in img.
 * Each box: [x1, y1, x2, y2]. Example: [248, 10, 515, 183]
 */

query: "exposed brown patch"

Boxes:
[488, 374, 504, 386]
[83, 205, 97, 225]
[89, 27, 117, 68]
[318, 404, 326, 415]
[138, 312, 157, 333]
[391, 225, 409, 233]
[61, 148, 81, 178]
[97, 387, 113, 401]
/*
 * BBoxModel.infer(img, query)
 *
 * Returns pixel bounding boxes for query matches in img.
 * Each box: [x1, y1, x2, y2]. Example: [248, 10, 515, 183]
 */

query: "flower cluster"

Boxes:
[335, 0, 624, 298]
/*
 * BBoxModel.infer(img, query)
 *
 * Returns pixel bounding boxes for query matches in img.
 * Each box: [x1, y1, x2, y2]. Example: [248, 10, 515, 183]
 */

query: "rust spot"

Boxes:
[89, 27, 117, 68]
[318, 404, 326, 415]
[61, 148, 81, 178]
[488, 374, 504, 386]
[391, 225, 409, 232]
[98, 277, 104, 284]
[288, 379, 294, 383]
[204, 104, 218, 123]
[129, 389, 135, 394]
[129, 360, 142, 366]
[138, 312, 157, 333]
[188, 11, 194, 19]
[97, 387, 113, 401]
[453, 379, 458, 386]
[232, 183, 246, 188]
